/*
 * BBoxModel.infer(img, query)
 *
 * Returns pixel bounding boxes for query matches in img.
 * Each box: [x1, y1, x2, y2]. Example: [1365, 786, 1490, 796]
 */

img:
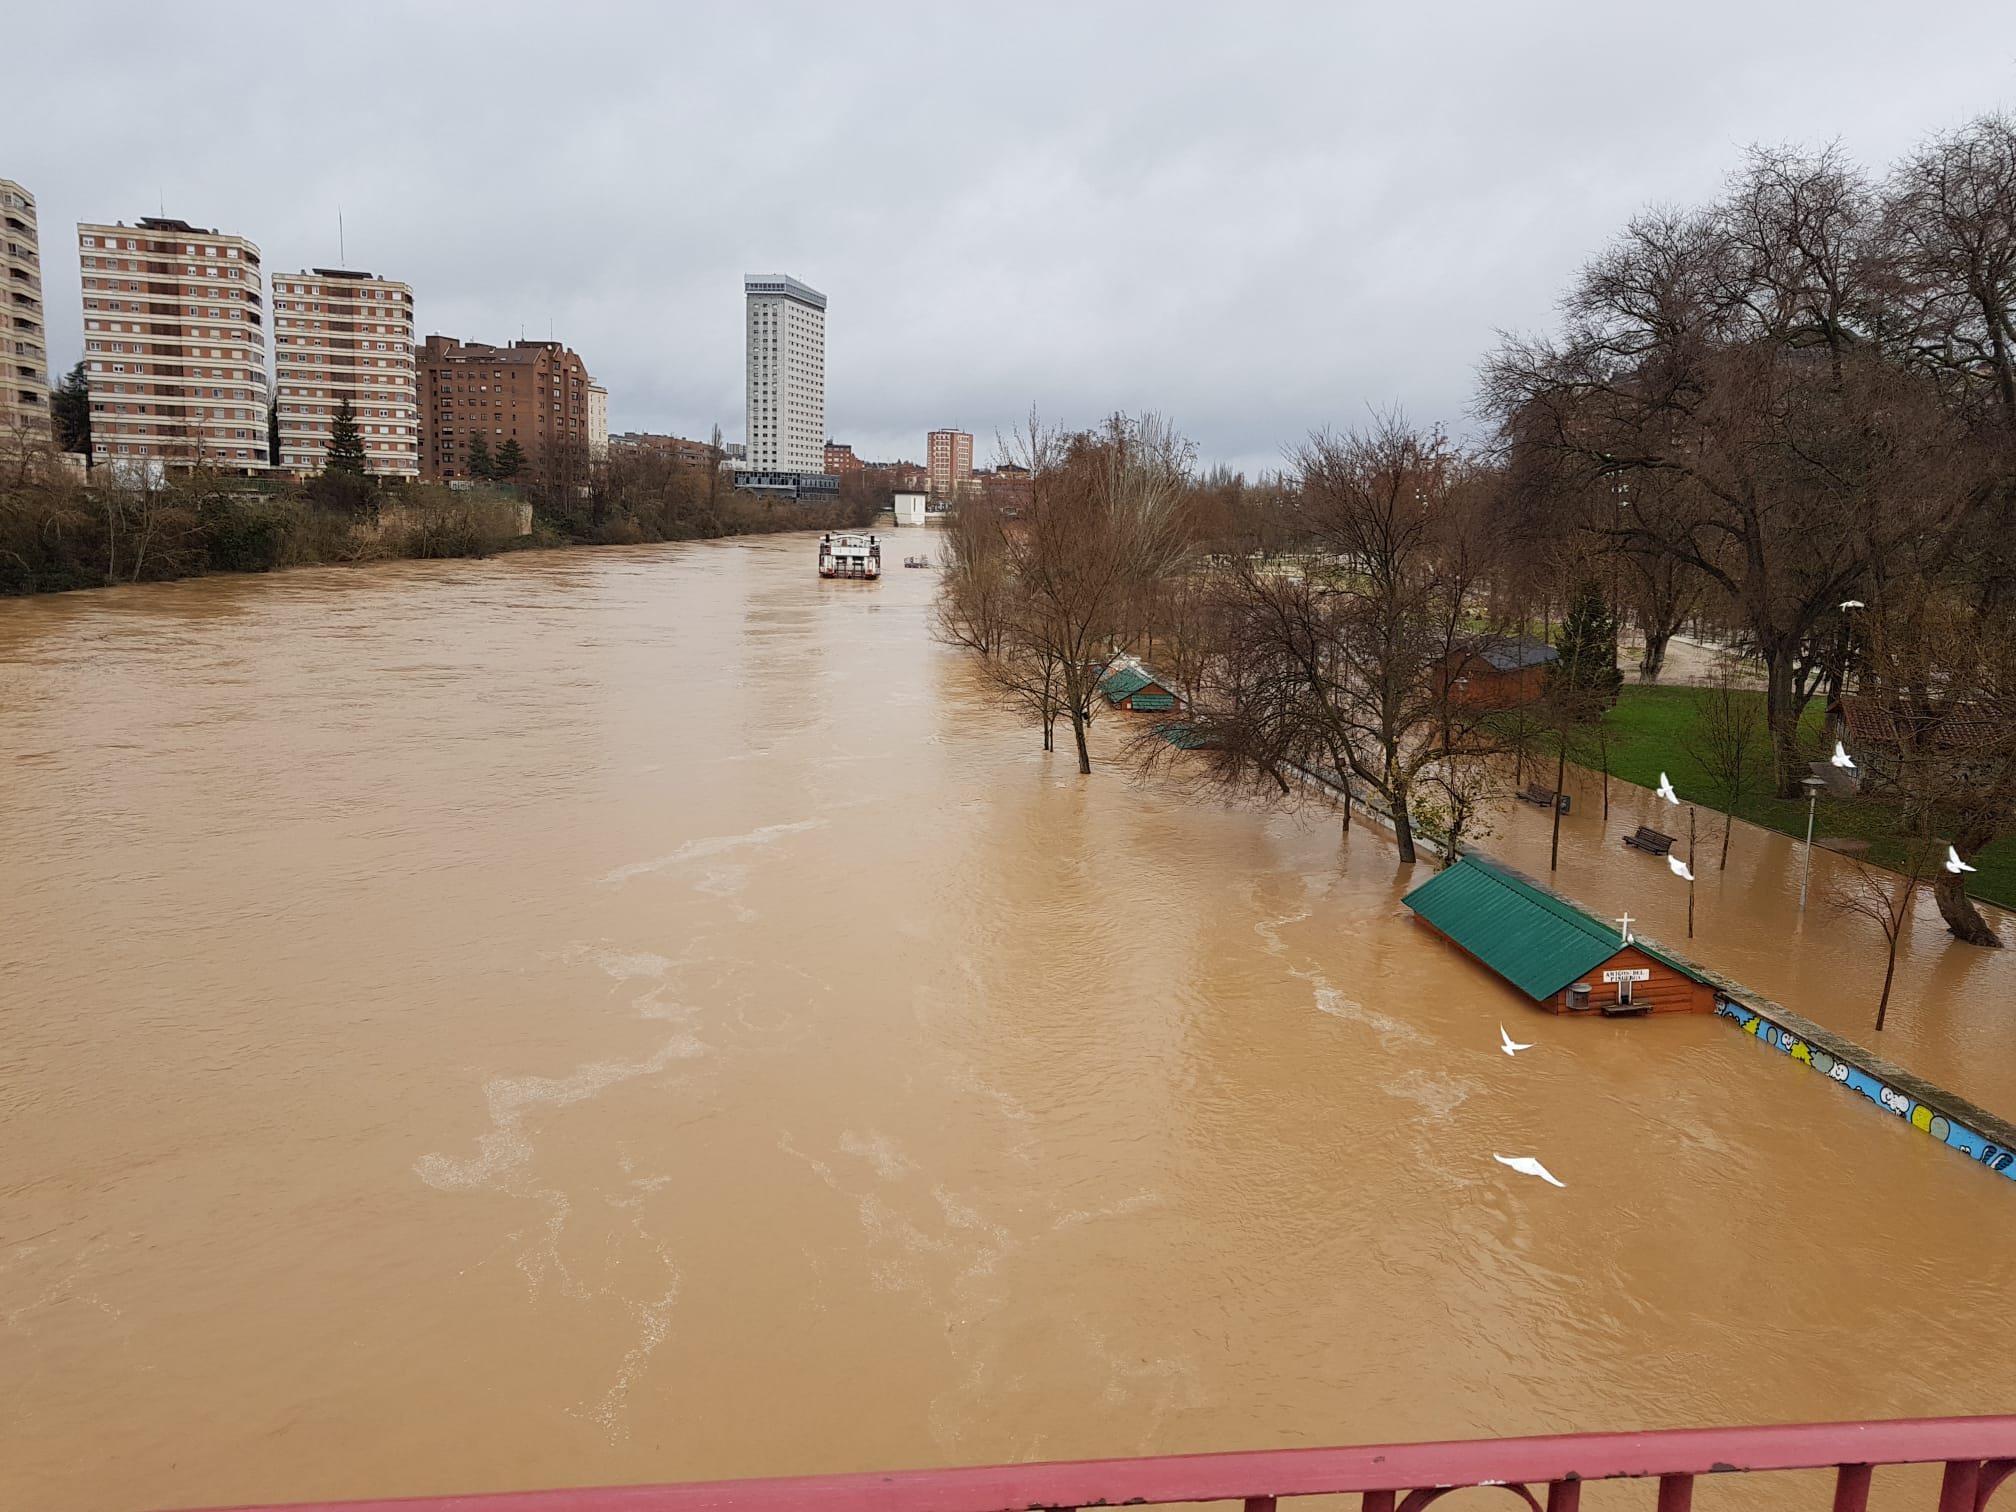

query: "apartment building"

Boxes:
[610, 432, 714, 469]
[271, 267, 418, 477]
[77, 217, 269, 472]
[417, 335, 593, 481]
[744, 274, 826, 473]
[587, 382, 609, 460]
[823, 441, 862, 475]
[2, 180, 50, 445]
[927, 428, 973, 499]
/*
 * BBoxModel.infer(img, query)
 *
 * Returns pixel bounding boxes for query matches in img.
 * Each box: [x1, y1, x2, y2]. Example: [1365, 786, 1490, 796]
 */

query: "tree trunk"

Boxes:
[1719, 809, 1733, 870]
[1392, 793, 1417, 865]
[1639, 629, 1671, 681]
[1070, 704, 1091, 775]
[1765, 648, 1804, 798]
[1933, 868, 2001, 947]
[1549, 735, 1569, 872]
[1874, 928, 1902, 1031]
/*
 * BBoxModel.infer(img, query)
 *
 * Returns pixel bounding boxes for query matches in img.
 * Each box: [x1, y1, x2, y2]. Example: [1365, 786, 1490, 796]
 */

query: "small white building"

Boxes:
[892, 489, 927, 526]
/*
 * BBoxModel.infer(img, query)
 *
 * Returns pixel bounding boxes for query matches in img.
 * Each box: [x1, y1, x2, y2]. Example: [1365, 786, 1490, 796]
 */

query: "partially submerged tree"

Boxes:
[1175, 419, 1503, 863]
[1682, 659, 1761, 869]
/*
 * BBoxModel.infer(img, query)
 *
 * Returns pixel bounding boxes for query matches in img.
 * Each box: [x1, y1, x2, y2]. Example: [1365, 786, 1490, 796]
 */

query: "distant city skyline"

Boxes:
[8, 3, 2016, 475]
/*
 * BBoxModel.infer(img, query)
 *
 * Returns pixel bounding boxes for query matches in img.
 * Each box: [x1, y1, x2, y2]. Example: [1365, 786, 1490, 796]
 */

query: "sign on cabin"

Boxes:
[1602, 968, 1652, 984]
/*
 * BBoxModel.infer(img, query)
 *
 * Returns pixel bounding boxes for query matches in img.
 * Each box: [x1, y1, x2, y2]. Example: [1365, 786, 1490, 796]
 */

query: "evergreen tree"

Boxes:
[51, 359, 91, 455]
[324, 398, 368, 475]
[465, 432, 494, 480]
[267, 401, 282, 470]
[1546, 578, 1625, 714]
[495, 437, 525, 478]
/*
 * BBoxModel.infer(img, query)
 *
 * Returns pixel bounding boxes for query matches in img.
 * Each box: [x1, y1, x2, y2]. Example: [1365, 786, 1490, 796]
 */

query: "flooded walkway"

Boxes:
[2, 535, 2011, 1512]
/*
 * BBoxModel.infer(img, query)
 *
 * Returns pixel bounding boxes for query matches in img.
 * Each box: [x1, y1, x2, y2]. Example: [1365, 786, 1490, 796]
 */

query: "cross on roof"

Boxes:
[1615, 911, 1635, 945]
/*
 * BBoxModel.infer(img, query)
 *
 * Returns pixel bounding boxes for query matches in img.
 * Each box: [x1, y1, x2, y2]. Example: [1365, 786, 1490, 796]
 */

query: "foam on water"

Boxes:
[600, 818, 825, 885]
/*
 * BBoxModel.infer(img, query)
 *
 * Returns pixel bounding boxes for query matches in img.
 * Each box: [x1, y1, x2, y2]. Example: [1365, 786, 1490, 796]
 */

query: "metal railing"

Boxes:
[176, 1417, 2016, 1512]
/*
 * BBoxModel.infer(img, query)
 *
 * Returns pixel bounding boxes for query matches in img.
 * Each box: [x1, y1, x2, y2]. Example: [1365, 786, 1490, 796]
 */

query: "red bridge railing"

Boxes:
[185, 1416, 2016, 1512]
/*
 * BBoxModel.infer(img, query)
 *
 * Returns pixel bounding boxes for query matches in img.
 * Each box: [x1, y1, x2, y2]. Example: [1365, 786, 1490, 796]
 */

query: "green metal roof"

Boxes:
[1402, 854, 1692, 1000]
[1131, 692, 1177, 710]
[1101, 666, 1156, 703]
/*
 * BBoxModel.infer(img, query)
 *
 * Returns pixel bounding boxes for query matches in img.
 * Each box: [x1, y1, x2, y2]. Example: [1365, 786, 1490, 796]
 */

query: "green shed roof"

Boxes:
[1101, 666, 1155, 702]
[1402, 855, 1690, 1000]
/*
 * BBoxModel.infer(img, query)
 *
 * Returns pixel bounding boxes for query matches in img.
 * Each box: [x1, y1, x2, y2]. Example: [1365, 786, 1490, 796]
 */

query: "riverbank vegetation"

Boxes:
[938, 106, 2016, 955]
[0, 434, 883, 596]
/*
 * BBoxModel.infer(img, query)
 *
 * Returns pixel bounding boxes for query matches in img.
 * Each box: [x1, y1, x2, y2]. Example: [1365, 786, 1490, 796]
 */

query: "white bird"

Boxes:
[1831, 742, 1856, 770]
[1500, 1024, 1534, 1056]
[1839, 599, 1866, 610]
[1494, 1154, 1566, 1188]
[1668, 853, 1695, 882]
[1655, 771, 1680, 805]
[1947, 846, 1978, 875]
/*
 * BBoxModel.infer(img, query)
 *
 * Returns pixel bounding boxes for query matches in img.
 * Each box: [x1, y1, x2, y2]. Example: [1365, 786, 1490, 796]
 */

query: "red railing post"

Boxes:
[1977, 1460, 2016, 1510]
[1544, 1480, 1581, 1512]
[1941, 1461, 1982, 1512]
[1362, 1492, 1397, 1512]
[1655, 1473, 1694, 1512]
[1244, 1499, 1277, 1511]
[1831, 1462, 1872, 1512]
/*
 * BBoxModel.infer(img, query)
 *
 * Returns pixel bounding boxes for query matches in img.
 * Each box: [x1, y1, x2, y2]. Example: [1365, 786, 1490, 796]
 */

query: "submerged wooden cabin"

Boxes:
[1100, 665, 1180, 713]
[1402, 855, 1713, 1016]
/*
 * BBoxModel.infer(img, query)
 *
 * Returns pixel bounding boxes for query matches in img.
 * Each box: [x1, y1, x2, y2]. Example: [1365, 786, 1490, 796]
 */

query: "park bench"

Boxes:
[1622, 825, 1677, 857]
[1517, 783, 1570, 814]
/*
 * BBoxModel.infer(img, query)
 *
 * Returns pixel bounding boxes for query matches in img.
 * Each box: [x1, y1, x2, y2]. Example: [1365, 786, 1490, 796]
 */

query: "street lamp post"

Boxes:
[1798, 774, 1829, 912]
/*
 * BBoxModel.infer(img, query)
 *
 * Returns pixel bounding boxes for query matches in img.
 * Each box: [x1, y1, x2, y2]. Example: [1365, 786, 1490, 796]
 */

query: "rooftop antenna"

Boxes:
[158, 187, 165, 216]
[338, 205, 345, 264]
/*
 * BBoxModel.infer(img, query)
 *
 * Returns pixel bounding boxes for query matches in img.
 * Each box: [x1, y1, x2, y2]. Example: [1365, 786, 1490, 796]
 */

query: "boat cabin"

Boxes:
[1401, 855, 1713, 1016]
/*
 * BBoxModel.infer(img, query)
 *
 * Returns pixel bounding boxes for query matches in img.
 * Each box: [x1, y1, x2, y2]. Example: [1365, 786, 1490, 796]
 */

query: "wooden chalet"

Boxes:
[1402, 855, 1714, 1016]
[1439, 636, 1558, 709]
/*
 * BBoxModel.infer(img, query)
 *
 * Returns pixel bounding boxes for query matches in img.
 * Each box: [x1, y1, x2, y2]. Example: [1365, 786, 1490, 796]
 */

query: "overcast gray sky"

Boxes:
[11, 2, 2016, 473]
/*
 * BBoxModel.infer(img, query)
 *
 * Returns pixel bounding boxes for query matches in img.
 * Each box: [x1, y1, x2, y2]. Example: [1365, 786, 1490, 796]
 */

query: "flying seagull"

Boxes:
[1831, 742, 1856, 770]
[1655, 771, 1680, 804]
[1947, 846, 1978, 875]
[1839, 599, 1866, 610]
[1494, 1154, 1566, 1188]
[1500, 1024, 1533, 1056]
[1668, 853, 1695, 882]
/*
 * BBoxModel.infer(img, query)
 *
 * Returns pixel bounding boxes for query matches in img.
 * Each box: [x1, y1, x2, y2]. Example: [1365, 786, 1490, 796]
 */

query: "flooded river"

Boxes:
[4, 535, 2013, 1512]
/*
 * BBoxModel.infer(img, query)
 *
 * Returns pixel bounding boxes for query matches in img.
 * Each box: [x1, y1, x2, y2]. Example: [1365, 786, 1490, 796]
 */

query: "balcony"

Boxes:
[157, 1418, 2016, 1512]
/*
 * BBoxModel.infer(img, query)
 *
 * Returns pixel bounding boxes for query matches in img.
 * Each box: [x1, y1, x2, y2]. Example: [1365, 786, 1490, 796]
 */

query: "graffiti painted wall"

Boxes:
[1714, 999, 2016, 1182]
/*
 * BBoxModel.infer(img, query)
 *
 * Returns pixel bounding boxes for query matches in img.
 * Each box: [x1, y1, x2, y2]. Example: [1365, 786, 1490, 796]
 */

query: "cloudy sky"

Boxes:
[11, 3, 2016, 473]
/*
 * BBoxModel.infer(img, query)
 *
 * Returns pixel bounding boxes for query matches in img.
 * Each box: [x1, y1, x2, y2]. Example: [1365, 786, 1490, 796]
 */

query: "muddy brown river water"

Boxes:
[3, 534, 2013, 1512]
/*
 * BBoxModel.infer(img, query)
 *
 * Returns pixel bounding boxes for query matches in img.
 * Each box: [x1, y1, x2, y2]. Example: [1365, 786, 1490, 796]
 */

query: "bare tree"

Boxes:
[1828, 845, 1935, 1032]
[1682, 658, 1761, 869]
[1175, 419, 1503, 864]
[956, 411, 1193, 773]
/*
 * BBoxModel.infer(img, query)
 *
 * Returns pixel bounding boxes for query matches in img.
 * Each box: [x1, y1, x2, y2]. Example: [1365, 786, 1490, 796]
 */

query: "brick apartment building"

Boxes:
[610, 432, 715, 469]
[927, 428, 973, 498]
[823, 440, 862, 474]
[77, 216, 269, 472]
[418, 335, 593, 481]
[272, 266, 417, 477]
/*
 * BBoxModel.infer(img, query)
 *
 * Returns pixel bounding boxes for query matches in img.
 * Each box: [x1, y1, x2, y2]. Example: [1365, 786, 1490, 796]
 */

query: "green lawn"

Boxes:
[1587, 685, 2016, 909]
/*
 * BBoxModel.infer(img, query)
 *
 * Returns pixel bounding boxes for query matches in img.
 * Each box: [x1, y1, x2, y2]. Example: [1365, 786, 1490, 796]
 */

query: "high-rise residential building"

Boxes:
[2, 180, 50, 446]
[77, 217, 269, 472]
[417, 335, 594, 481]
[586, 382, 608, 460]
[271, 267, 417, 476]
[743, 274, 826, 473]
[927, 428, 973, 499]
